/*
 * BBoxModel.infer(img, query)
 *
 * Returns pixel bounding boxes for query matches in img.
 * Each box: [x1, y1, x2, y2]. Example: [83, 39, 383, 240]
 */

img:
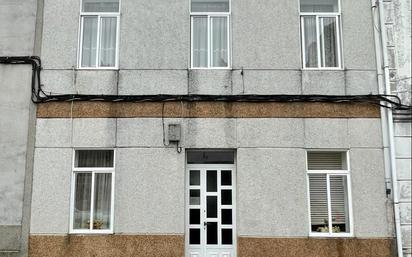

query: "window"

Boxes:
[70, 150, 115, 233]
[190, 0, 230, 69]
[78, 0, 120, 68]
[300, 0, 342, 69]
[306, 151, 352, 236]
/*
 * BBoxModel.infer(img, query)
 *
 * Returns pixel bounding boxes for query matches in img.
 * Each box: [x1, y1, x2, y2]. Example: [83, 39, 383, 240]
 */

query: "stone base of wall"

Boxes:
[29, 235, 185, 257]
[238, 237, 396, 257]
[29, 235, 395, 257]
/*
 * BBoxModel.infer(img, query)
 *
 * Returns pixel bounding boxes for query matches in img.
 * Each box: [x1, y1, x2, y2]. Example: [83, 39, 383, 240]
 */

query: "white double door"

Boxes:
[186, 165, 236, 257]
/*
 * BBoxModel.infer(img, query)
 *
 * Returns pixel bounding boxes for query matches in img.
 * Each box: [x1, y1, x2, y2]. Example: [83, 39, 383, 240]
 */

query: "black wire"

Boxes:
[1, 56, 411, 112]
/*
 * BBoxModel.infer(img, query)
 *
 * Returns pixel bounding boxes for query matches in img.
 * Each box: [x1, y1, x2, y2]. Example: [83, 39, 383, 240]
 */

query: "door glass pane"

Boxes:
[81, 17, 98, 67]
[190, 209, 201, 225]
[207, 196, 217, 218]
[192, 16, 208, 68]
[82, 0, 120, 12]
[75, 150, 114, 168]
[320, 17, 338, 67]
[222, 229, 233, 245]
[221, 170, 232, 185]
[190, 170, 200, 185]
[190, 190, 201, 205]
[330, 175, 350, 233]
[73, 173, 92, 229]
[303, 16, 318, 68]
[207, 222, 218, 245]
[221, 209, 232, 225]
[308, 174, 329, 232]
[207, 170, 217, 192]
[211, 17, 228, 67]
[93, 173, 112, 230]
[191, 0, 229, 12]
[221, 190, 232, 205]
[99, 17, 117, 67]
[190, 228, 201, 245]
[300, 0, 339, 12]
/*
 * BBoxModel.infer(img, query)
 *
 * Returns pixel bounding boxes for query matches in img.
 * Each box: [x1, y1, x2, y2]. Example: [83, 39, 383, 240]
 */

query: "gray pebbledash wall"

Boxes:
[0, 1, 38, 257]
[31, 118, 393, 238]
[39, 0, 378, 96]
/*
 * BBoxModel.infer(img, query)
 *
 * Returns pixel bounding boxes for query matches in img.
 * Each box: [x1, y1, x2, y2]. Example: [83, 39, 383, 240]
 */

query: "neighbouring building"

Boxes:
[0, 1, 38, 257]
[0, 0, 410, 257]
[383, 0, 412, 256]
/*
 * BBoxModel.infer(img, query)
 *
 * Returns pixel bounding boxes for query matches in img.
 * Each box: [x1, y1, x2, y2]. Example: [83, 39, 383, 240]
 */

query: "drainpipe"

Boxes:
[371, 0, 403, 256]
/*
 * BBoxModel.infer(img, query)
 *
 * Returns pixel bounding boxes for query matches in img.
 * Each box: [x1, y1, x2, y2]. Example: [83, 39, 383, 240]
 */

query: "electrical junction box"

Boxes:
[168, 124, 181, 142]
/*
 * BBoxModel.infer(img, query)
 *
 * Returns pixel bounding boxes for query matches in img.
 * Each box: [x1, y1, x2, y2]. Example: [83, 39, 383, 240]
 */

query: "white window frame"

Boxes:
[300, 0, 343, 70]
[69, 149, 116, 234]
[190, 0, 231, 69]
[77, 0, 121, 70]
[306, 150, 354, 237]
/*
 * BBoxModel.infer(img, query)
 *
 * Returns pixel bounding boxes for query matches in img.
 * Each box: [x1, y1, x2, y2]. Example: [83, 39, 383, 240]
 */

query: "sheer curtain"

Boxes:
[320, 17, 338, 67]
[303, 16, 318, 68]
[212, 17, 228, 67]
[93, 173, 112, 229]
[73, 150, 113, 230]
[74, 173, 92, 229]
[100, 17, 117, 67]
[193, 17, 208, 67]
[81, 17, 98, 67]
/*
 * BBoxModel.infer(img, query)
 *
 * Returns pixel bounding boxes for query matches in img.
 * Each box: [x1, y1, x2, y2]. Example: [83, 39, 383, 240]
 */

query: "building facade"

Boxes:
[0, 0, 410, 257]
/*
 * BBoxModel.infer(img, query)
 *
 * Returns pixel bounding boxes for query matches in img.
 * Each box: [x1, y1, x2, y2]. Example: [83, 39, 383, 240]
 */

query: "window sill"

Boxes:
[76, 67, 119, 71]
[309, 232, 353, 238]
[190, 67, 232, 70]
[69, 230, 114, 235]
[301, 67, 344, 71]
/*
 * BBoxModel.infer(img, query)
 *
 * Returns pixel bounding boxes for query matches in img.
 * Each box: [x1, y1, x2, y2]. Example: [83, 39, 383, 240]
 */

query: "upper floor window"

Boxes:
[190, 0, 231, 69]
[306, 151, 353, 237]
[70, 149, 115, 234]
[300, 0, 342, 69]
[78, 0, 120, 69]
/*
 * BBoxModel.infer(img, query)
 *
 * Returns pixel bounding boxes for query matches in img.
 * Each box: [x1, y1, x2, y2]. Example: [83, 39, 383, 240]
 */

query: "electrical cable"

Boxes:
[1, 56, 411, 113]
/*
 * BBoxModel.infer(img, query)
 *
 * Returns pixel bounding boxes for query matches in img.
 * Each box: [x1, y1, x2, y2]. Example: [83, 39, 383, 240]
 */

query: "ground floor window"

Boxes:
[307, 151, 352, 236]
[70, 149, 115, 233]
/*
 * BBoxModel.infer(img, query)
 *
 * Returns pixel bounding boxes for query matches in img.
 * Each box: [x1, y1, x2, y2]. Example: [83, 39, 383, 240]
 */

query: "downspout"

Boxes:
[372, 0, 403, 256]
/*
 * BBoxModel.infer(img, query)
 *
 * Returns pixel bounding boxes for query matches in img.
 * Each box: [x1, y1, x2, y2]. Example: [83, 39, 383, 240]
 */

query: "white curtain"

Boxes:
[303, 16, 318, 68]
[81, 17, 98, 67]
[74, 173, 92, 229]
[193, 17, 208, 67]
[320, 17, 338, 67]
[100, 17, 117, 67]
[93, 173, 112, 229]
[212, 17, 228, 67]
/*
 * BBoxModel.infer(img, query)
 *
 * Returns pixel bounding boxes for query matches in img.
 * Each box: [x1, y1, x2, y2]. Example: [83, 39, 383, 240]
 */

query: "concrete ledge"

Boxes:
[37, 102, 380, 119]
[238, 237, 395, 257]
[0, 226, 21, 251]
[29, 235, 184, 257]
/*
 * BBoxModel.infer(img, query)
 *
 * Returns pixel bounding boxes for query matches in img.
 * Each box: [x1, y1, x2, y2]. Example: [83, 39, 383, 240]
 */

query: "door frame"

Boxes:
[185, 164, 237, 257]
